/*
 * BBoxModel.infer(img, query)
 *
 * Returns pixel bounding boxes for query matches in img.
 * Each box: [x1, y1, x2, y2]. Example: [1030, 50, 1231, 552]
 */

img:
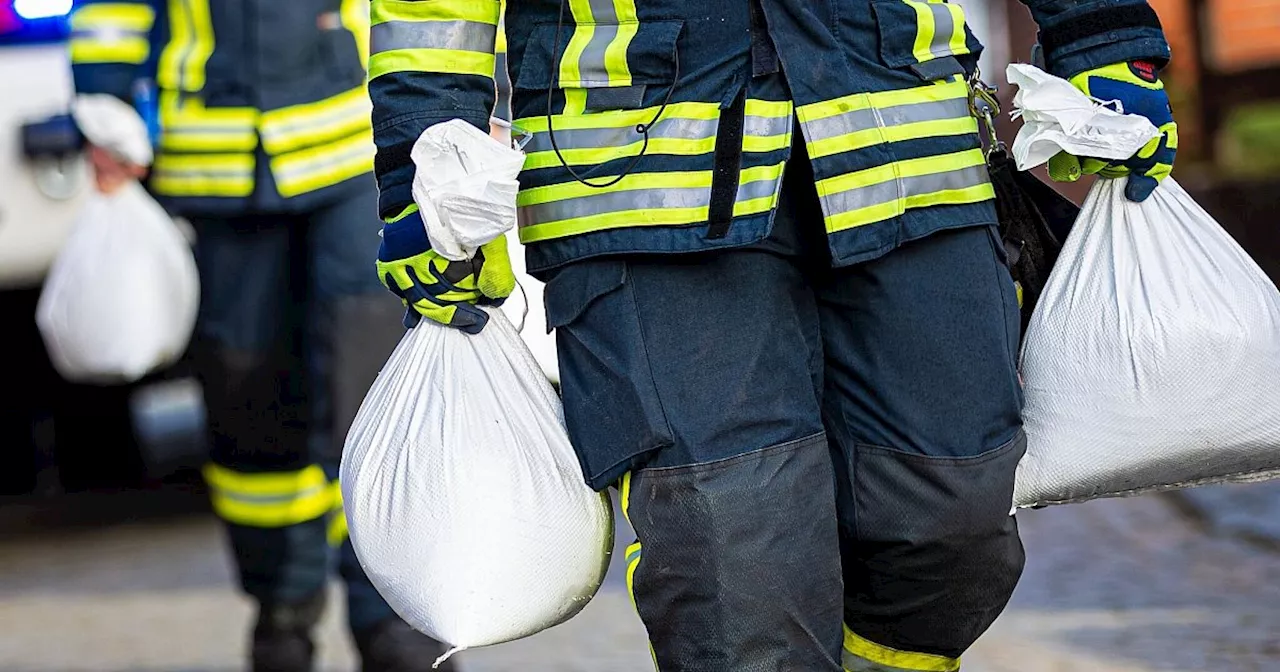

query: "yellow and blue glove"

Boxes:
[376, 205, 516, 333]
[1048, 61, 1178, 202]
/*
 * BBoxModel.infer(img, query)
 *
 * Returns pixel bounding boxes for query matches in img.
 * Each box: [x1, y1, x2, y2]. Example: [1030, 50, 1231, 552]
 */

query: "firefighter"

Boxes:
[67, 1, 453, 669]
[370, 0, 1175, 669]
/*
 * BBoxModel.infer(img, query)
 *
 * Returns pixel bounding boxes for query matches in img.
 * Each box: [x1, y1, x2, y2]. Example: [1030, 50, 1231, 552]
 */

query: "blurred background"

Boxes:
[2, 0, 1280, 670]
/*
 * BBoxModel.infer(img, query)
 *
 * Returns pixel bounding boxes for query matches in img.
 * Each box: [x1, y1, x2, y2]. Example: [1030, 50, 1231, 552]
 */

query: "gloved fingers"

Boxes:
[402, 307, 423, 329]
[1047, 152, 1082, 182]
[1124, 173, 1160, 203]
[404, 297, 490, 333]
[402, 266, 481, 306]
[476, 235, 517, 301]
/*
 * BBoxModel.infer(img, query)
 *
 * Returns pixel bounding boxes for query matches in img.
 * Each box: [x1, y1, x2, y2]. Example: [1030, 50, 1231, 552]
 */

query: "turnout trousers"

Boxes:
[190, 177, 401, 633]
[547, 150, 1027, 671]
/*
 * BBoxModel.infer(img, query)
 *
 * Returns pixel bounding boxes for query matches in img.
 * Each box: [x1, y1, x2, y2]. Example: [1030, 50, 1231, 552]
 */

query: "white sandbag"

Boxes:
[36, 182, 199, 383]
[1008, 65, 1280, 508]
[339, 308, 613, 664]
[342, 120, 610, 666]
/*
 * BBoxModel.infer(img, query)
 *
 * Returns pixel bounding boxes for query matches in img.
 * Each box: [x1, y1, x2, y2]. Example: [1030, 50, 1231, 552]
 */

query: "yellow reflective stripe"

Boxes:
[71, 3, 155, 31]
[520, 205, 709, 243]
[843, 626, 960, 672]
[517, 102, 720, 133]
[259, 86, 373, 155]
[908, 0, 935, 63]
[372, 0, 501, 25]
[151, 153, 254, 197]
[209, 489, 332, 528]
[946, 3, 967, 56]
[327, 482, 348, 546]
[818, 149, 992, 232]
[808, 117, 977, 160]
[603, 0, 639, 86]
[521, 170, 712, 207]
[369, 48, 496, 79]
[620, 471, 633, 524]
[271, 129, 375, 198]
[70, 38, 150, 64]
[559, 0, 595, 89]
[797, 80, 969, 124]
[158, 0, 214, 92]
[341, 0, 371, 69]
[743, 99, 794, 154]
[734, 162, 788, 217]
[159, 92, 259, 152]
[818, 148, 982, 196]
[203, 463, 328, 497]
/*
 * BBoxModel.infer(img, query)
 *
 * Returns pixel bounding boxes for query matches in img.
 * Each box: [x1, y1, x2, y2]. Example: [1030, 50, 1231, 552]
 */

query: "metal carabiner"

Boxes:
[966, 67, 1005, 159]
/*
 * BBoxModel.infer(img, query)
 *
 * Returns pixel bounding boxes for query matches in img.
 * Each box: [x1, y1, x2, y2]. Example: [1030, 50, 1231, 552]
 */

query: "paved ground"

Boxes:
[2, 484, 1280, 672]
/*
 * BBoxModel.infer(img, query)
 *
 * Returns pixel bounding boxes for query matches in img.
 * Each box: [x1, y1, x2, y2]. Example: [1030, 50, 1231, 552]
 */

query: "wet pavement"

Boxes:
[2, 483, 1280, 672]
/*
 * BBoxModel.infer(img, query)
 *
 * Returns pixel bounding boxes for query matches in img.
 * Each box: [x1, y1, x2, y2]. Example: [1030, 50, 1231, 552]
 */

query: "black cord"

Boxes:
[546, 0, 681, 189]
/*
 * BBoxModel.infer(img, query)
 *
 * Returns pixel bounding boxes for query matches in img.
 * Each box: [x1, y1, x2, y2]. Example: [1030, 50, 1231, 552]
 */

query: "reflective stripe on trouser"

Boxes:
[842, 627, 960, 672]
[618, 436, 845, 671]
[204, 463, 332, 527]
[368, 0, 500, 80]
[68, 3, 155, 64]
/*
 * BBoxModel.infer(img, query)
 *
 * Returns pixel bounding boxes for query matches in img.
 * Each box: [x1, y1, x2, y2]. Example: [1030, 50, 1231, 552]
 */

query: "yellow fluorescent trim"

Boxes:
[744, 99, 794, 118]
[797, 80, 968, 124]
[947, 3, 969, 55]
[515, 102, 720, 134]
[805, 117, 977, 160]
[369, 49, 496, 79]
[202, 463, 328, 496]
[70, 3, 155, 31]
[816, 148, 986, 196]
[518, 170, 714, 206]
[909, 0, 937, 63]
[843, 627, 961, 672]
[70, 39, 149, 65]
[521, 136, 717, 170]
[519, 205, 710, 243]
[371, 0, 500, 26]
[604, 21, 639, 87]
[733, 194, 778, 217]
[209, 491, 332, 528]
[824, 183, 995, 233]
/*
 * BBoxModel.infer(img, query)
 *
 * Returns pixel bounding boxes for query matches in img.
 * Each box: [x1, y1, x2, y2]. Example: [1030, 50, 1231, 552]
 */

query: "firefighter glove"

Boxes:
[1047, 61, 1178, 203]
[376, 205, 516, 333]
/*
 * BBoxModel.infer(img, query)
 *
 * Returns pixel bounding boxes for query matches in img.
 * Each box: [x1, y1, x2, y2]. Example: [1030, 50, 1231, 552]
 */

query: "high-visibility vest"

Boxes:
[367, 0, 1168, 274]
[70, 0, 375, 214]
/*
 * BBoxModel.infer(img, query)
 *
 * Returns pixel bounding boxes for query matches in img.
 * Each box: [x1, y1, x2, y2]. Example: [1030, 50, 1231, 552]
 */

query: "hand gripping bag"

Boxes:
[1007, 64, 1280, 508]
[340, 120, 612, 667]
[36, 182, 199, 383]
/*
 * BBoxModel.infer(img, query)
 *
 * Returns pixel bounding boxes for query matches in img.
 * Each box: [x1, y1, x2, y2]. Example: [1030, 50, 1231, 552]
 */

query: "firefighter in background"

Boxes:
[369, 0, 1176, 669]
[67, 1, 453, 669]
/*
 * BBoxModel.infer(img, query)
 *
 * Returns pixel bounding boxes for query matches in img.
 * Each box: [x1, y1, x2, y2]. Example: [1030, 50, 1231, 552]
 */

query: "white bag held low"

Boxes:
[37, 181, 199, 383]
[340, 309, 613, 663]
[341, 120, 612, 666]
[1008, 64, 1280, 508]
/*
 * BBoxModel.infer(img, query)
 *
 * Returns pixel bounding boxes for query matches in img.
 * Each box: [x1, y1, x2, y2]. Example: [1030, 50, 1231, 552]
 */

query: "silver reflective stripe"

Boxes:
[822, 164, 989, 216]
[578, 0, 619, 85]
[521, 186, 709, 226]
[802, 97, 969, 143]
[153, 167, 250, 178]
[744, 113, 792, 140]
[524, 116, 718, 155]
[841, 651, 922, 672]
[72, 27, 147, 41]
[928, 3, 956, 58]
[211, 485, 328, 505]
[262, 96, 370, 143]
[737, 172, 784, 202]
[369, 20, 497, 55]
[276, 137, 371, 181]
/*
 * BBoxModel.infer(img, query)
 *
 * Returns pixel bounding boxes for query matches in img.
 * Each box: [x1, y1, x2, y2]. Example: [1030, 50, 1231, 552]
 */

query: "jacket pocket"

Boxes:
[515, 19, 684, 112]
[544, 259, 675, 489]
[870, 0, 983, 81]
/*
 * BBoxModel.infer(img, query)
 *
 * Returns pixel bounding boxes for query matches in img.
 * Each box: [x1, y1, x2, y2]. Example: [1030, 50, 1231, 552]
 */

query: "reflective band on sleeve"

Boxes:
[370, 20, 497, 57]
[368, 0, 500, 79]
[202, 463, 333, 528]
[69, 3, 156, 64]
[798, 81, 978, 160]
[259, 86, 373, 155]
[270, 129, 375, 198]
[817, 149, 993, 233]
[151, 153, 255, 197]
[843, 626, 960, 672]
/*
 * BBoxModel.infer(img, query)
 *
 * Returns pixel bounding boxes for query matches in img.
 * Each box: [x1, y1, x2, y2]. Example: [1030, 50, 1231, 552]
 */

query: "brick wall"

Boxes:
[1150, 0, 1280, 74]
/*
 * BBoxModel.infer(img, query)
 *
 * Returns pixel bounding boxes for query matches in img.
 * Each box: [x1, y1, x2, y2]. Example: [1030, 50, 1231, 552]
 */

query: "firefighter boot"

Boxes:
[251, 591, 326, 672]
[353, 616, 455, 672]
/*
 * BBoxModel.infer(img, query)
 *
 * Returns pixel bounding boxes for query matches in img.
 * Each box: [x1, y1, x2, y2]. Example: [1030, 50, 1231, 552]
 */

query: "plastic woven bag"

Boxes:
[1008, 64, 1280, 507]
[339, 308, 613, 664]
[36, 181, 199, 383]
[341, 120, 612, 666]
